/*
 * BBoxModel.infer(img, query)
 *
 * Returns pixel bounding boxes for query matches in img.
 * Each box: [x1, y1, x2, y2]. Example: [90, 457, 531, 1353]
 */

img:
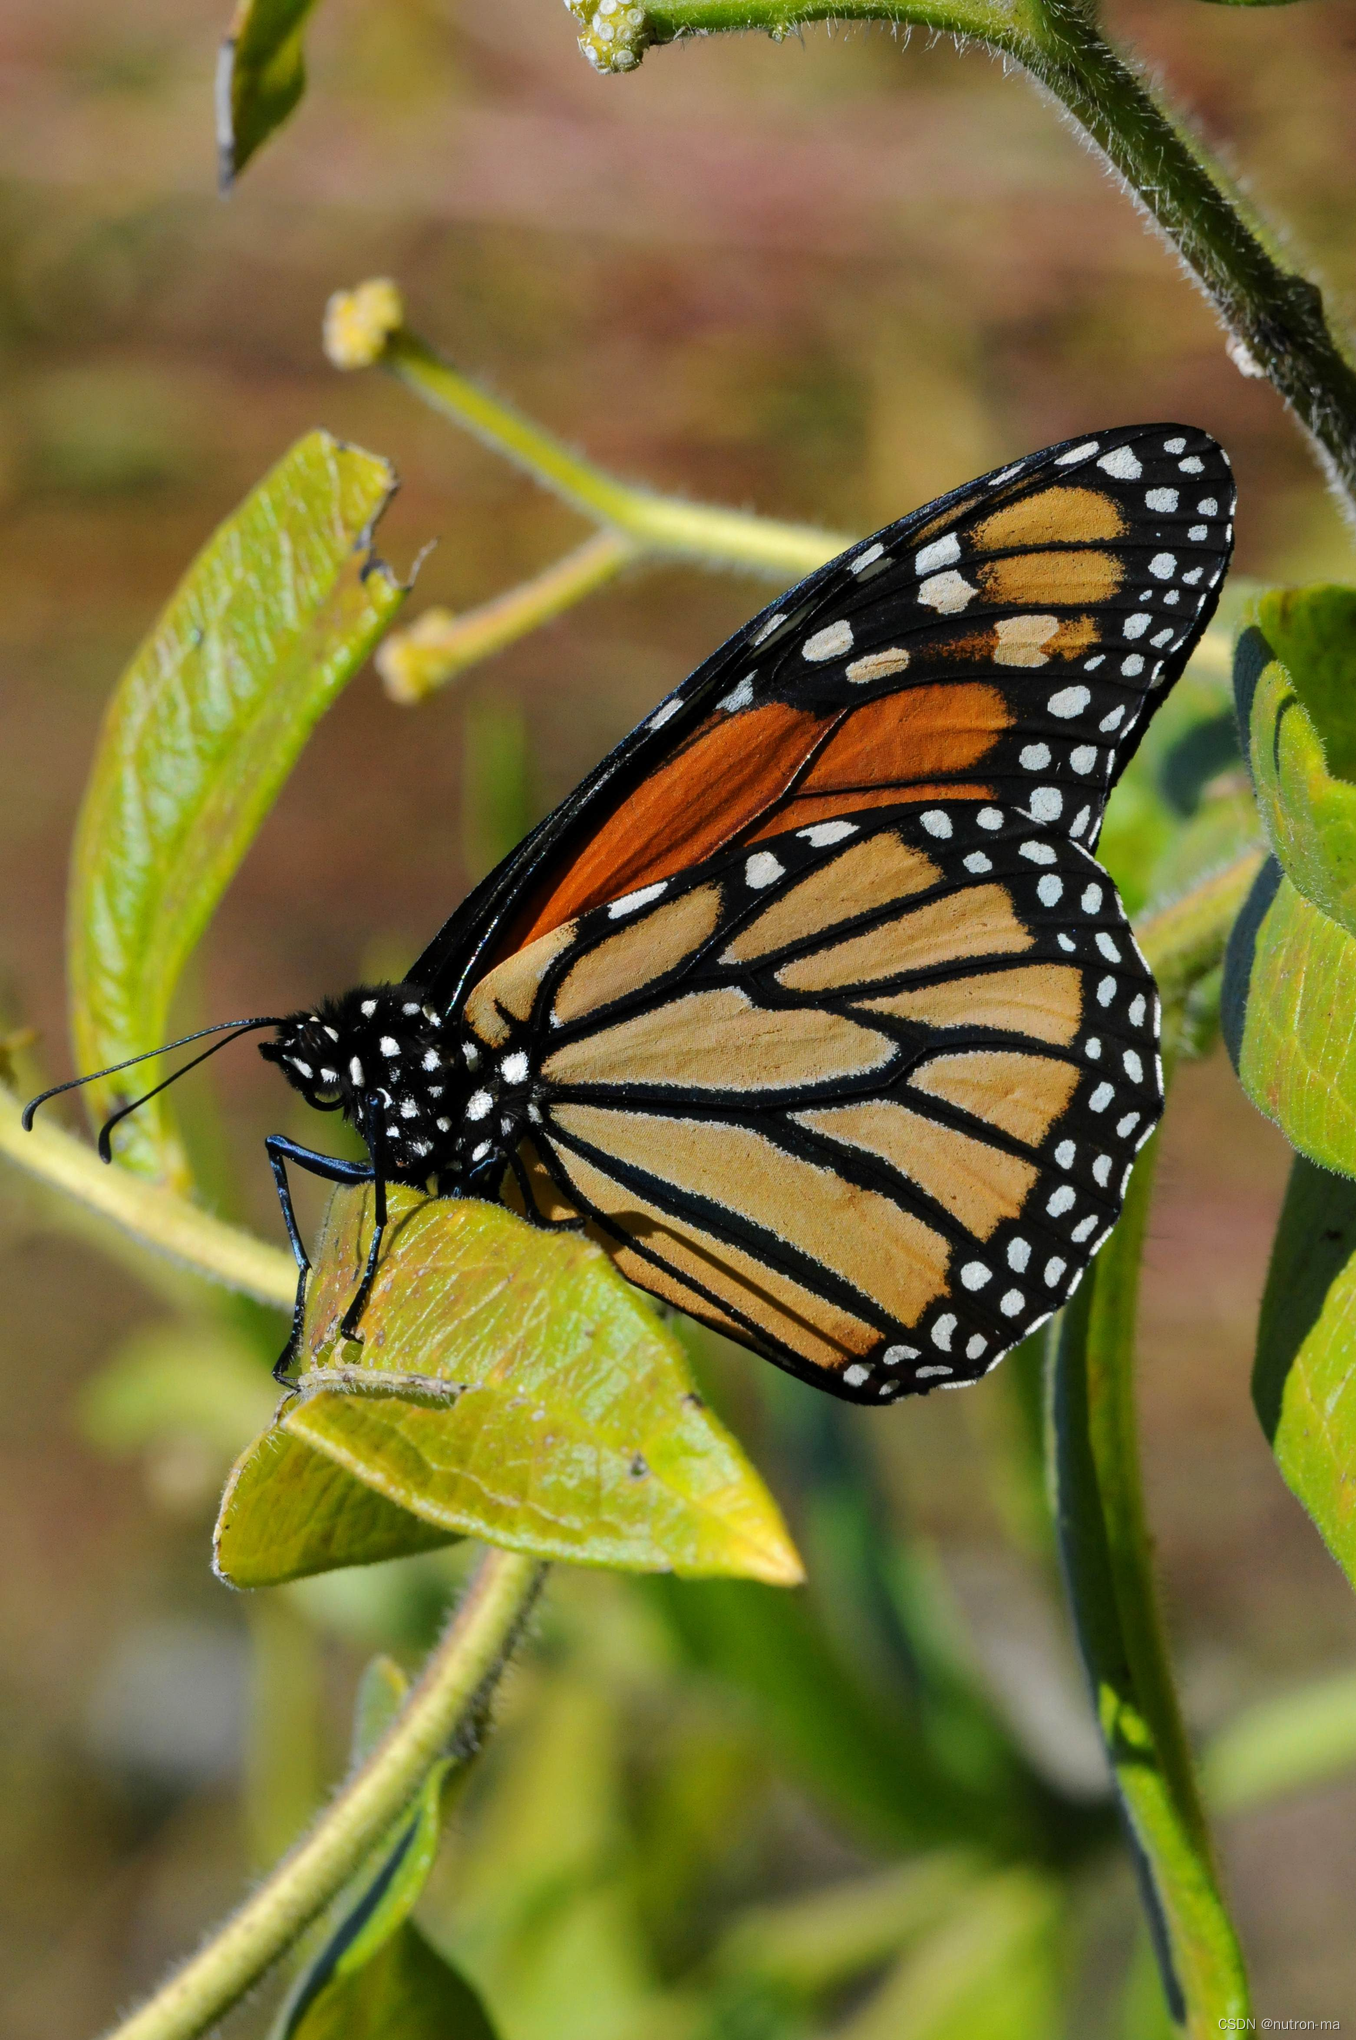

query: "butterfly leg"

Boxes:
[338, 1116, 388, 1345]
[507, 1150, 586, 1233]
[265, 1135, 376, 1383]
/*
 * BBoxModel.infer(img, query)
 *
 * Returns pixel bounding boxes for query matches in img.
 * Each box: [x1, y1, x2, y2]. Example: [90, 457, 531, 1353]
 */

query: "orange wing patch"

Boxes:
[465, 921, 576, 1045]
[908, 1048, 1079, 1147]
[795, 1099, 1037, 1241]
[553, 885, 722, 1025]
[858, 962, 1083, 1046]
[543, 987, 894, 1091]
[723, 834, 942, 963]
[971, 486, 1127, 551]
[778, 884, 1032, 992]
[977, 550, 1123, 608]
[515, 702, 825, 948]
[554, 1145, 880, 1368]
[552, 1103, 950, 1329]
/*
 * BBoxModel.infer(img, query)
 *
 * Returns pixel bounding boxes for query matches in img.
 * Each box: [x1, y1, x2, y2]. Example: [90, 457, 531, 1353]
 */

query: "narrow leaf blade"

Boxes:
[218, 0, 320, 189]
[1051, 1150, 1250, 2026]
[68, 431, 403, 1183]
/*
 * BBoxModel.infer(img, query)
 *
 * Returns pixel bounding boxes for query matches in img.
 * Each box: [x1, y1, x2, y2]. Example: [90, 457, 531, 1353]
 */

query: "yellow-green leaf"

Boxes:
[276, 1926, 499, 2040]
[1250, 1154, 1356, 1593]
[1236, 589, 1356, 937]
[217, 1424, 457, 1587]
[1223, 860, 1356, 1174]
[228, 1185, 804, 1584]
[68, 431, 403, 1185]
[218, 0, 321, 190]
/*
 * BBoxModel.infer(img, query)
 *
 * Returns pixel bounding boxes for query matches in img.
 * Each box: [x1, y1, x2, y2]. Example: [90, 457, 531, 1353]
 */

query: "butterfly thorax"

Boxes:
[259, 981, 515, 1188]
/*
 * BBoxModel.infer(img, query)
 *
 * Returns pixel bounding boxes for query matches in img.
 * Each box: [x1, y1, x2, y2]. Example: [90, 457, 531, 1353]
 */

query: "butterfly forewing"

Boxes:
[410, 425, 1232, 1004]
[470, 800, 1161, 1402]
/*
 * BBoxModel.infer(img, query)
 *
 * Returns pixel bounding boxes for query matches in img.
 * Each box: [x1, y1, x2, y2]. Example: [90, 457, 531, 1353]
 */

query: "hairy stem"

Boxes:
[378, 529, 640, 703]
[102, 1548, 546, 2040]
[608, 0, 1356, 513]
[0, 1081, 293, 1308]
[384, 328, 850, 575]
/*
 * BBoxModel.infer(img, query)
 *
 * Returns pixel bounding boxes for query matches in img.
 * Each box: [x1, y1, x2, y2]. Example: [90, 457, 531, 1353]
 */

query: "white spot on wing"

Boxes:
[745, 851, 785, 888]
[609, 882, 668, 918]
[919, 810, 952, 838]
[851, 542, 885, 573]
[798, 820, 858, 847]
[648, 697, 683, 730]
[1055, 441, 1099, 465]
[1048, 685, 1090, 718]
[717, 676, 755, 712]
[1097, 445, 1142, 479]
[845, 648, 911, 684]
[915, 534, 960, 574]
[918, 570, 975, 615]
[803, 620, 853, 662]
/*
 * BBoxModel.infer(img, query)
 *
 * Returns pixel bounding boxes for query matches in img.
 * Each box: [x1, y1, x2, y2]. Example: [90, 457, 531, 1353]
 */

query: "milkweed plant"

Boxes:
[5, 0, 1356, 2034]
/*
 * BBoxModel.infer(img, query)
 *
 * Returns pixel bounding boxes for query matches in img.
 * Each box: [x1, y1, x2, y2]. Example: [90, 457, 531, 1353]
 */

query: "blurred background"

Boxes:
[2, 0, 1356, 2031]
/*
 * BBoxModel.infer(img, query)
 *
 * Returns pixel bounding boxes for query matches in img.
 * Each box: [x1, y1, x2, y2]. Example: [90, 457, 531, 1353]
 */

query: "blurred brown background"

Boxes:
[2, 0, 1355, 2030]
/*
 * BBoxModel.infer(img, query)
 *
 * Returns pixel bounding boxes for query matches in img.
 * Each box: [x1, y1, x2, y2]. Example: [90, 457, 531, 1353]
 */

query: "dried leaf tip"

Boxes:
[324, 279, 405, 372]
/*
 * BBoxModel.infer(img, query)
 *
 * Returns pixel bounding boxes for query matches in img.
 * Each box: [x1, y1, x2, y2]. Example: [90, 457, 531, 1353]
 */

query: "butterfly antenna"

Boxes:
[21, 1016, 282, 1134]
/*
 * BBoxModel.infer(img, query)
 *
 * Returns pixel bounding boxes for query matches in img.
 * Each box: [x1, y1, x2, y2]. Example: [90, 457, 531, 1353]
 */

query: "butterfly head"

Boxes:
[260, 982, 468, 1180]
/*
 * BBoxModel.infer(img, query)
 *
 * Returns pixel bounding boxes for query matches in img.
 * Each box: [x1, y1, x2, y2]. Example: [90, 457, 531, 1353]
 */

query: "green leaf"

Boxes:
[1222, 859, 1356, 1174]
[216, 1423, 459, 1587]
[713, 1856, 980, 2000]
[68, 430, 404, 1185]
[648, 1575, 1016, 1853]
[1050, 1146, 1250, 2028]
[272, 1652, 498, 2038]
[227, 1185, 804, 1585]
[1248, 1154, 1356, 1593]
[1237, 588, 1356, 935]
[218, 0, 321, 190]
[276, 1925, 499, 2040]
[833, 1869, 1062, 2040]
[1203, 1662, 1356, 1814]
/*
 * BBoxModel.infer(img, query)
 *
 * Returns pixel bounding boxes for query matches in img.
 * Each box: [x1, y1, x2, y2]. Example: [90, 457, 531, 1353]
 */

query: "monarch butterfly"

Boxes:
[27, 425, 1234, 1402]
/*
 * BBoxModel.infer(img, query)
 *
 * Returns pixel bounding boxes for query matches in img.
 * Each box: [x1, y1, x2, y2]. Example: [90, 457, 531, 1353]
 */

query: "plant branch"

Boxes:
[102, 1547, 546, 2040]
[0, 1082, 294, 1309]
[381, 327, 851, 575]
[582, 0, 1356, 515]
[377, 529, 640, 703]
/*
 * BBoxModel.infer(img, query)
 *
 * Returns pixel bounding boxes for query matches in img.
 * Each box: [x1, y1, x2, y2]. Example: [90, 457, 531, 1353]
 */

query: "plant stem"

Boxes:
[384, 329, 851, 576]
[612, 0, 1356, 514]
[1050, 1134, 1250, 2030]
[378, 529, 640, 703]
[102, 1547, 546, 2040]
[0, 1082, 294, 1308]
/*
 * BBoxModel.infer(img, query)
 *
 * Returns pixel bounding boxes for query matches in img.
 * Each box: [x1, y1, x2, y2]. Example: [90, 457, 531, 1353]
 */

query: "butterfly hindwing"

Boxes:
[411, 425, 1233, 1007]
[471, 799, 1161, 1402]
